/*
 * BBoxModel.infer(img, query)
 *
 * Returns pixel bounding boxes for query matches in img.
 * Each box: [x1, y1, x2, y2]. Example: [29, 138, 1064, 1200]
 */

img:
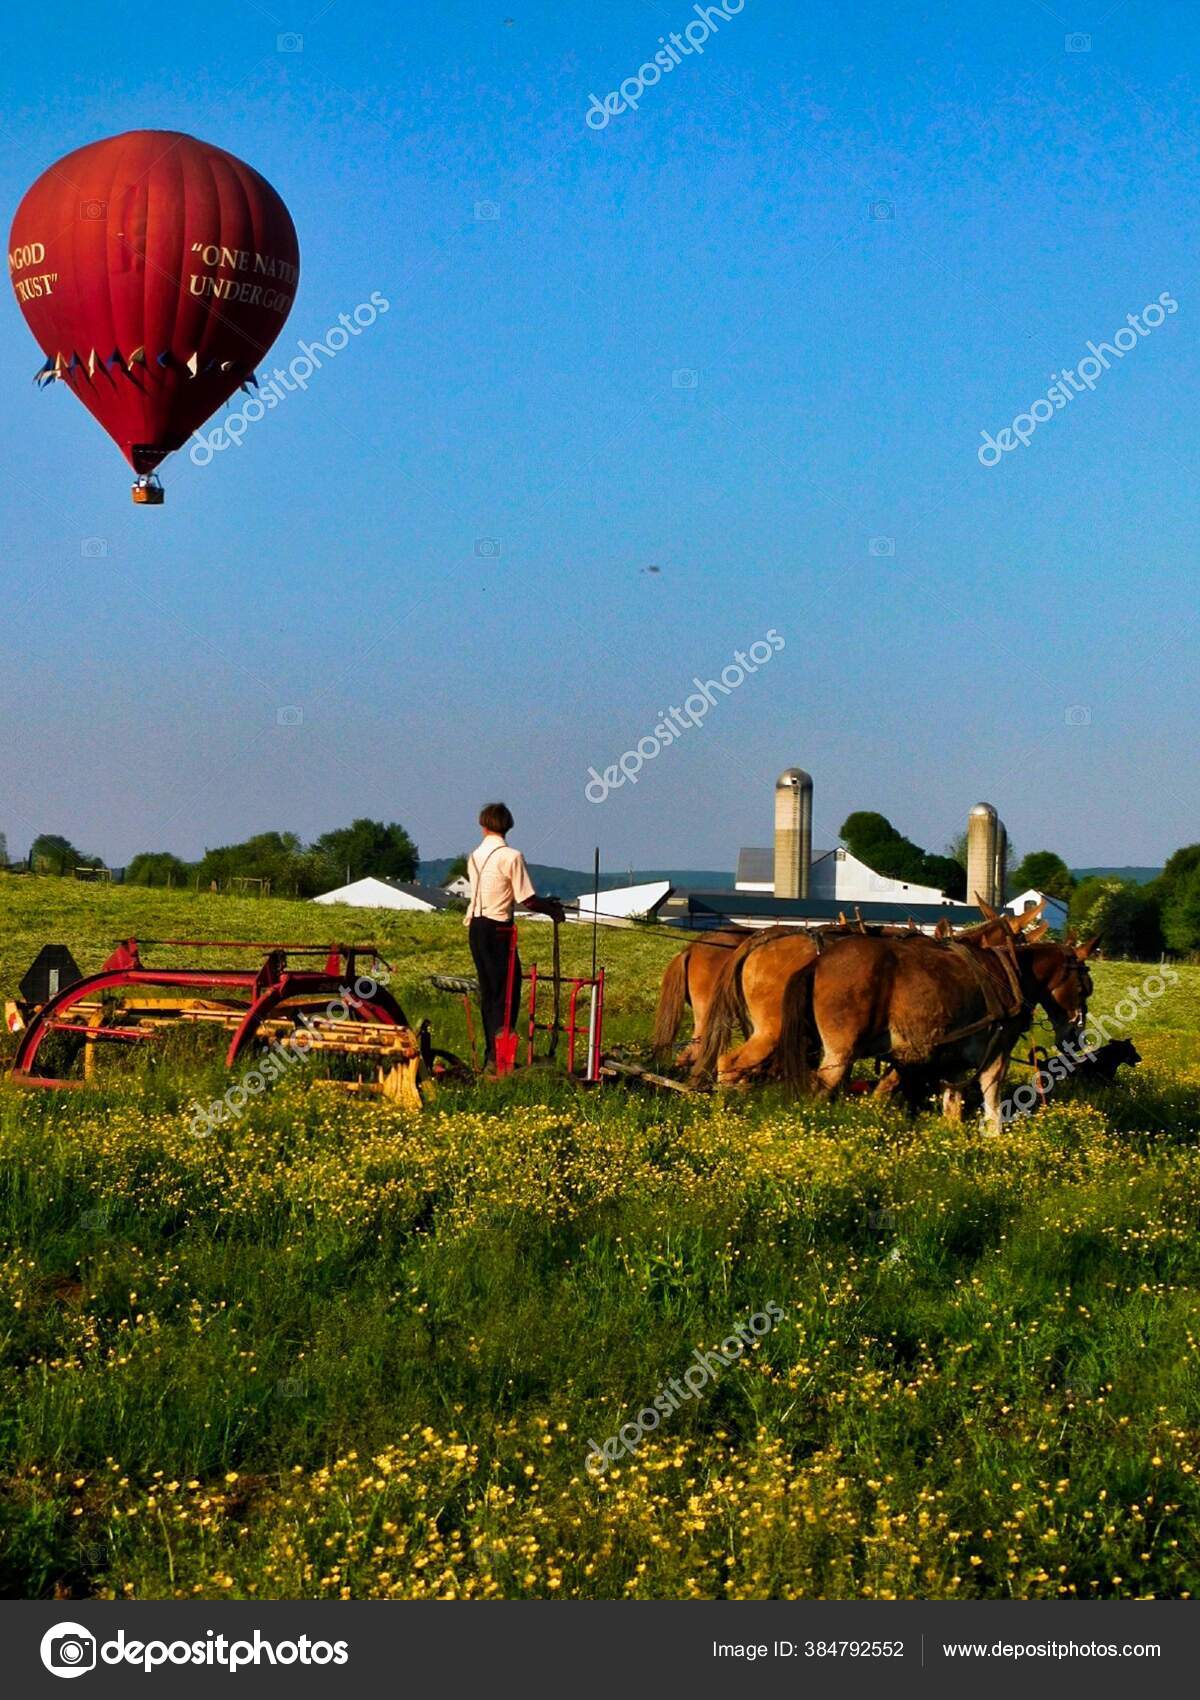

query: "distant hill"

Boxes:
[419, 859, 734, 900]
[421, 857, 1165, 898]
[1071, 867, 1161, 886]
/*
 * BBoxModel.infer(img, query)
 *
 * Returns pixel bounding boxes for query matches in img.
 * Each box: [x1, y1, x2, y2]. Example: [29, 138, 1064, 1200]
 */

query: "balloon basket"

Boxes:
[131, 476, 164, 506]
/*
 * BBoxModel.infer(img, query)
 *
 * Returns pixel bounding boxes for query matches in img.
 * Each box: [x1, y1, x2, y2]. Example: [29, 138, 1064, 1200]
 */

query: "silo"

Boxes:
[774, 768, 813, 898]
[993, 819, 1008, 906]
[966, 802, 1000, 907]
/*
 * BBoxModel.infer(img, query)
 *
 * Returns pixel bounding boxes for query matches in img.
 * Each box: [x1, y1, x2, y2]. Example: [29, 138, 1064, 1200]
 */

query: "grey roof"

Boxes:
[667, 890, 980, 927]
[736, 847, 774, 884]
[736, 846, 834, 884]
[378, 879, 454, 910]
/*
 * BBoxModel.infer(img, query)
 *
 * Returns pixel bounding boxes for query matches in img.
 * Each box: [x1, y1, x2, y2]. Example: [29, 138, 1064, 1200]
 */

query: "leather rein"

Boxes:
[937, 936, 1029, 1047]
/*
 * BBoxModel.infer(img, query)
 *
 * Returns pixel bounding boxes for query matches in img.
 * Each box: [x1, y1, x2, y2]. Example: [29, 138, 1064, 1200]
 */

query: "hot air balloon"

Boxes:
[8, 130, 299, 503]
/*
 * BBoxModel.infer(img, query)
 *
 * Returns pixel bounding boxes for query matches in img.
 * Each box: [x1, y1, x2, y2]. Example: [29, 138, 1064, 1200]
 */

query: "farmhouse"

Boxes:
[1006, 887, 1069, 931]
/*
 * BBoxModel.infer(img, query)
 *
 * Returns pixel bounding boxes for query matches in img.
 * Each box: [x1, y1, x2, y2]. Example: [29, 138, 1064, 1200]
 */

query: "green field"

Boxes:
[2, 876, 1199, 1600]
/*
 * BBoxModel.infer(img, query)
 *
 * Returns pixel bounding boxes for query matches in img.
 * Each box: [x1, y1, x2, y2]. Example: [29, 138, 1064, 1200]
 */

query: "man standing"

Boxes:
[465, 803, 565, 1072]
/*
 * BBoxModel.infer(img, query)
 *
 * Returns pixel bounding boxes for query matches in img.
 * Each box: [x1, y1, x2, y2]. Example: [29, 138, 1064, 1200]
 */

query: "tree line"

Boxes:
[1067, 849, 1200, 958]
[839, 813, 1200, 956]
[7, 815, 1200, 956]
[5, 820, 418, 900]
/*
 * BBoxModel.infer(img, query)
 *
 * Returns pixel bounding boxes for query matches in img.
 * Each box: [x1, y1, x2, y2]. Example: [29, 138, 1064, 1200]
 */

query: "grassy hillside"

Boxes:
[0, 875, 682, 1064]
[1, 878, 1199, 1600]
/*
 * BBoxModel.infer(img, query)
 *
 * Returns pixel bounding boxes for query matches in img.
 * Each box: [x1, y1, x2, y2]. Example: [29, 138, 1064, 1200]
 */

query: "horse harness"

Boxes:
[935, 936, 1029, 1048]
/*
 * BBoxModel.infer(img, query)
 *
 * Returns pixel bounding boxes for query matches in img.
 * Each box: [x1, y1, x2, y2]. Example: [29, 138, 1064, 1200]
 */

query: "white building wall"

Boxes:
[810, 848, 952, 906]
[577, 880, 672, 920]
[312, 877, 435, 911]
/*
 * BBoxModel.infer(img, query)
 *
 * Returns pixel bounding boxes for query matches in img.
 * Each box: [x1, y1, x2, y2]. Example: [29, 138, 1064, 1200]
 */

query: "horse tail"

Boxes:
[651, 949, 689, 1060]
[778, 959, 819, 1091]
[689, 950, 748, 1084]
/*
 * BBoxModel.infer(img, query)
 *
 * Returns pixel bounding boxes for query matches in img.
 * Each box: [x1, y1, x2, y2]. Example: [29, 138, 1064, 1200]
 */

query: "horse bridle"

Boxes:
[1040, 952, 1091, 1039]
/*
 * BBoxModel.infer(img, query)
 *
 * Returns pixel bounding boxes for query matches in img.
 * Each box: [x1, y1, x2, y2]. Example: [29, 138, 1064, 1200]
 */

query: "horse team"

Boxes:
[652, 903, 1098, 1131]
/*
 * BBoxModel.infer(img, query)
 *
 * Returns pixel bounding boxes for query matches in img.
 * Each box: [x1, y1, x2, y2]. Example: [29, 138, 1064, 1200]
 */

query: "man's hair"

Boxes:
[479, 802, 514, 835]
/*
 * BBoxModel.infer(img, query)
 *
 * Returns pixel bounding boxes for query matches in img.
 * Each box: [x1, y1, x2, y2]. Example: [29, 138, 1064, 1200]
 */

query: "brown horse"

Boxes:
[651, 926, 751, 1066]
[688, 926, 827, 1082]
[692, 908, 1054, 1093]
[655, 917, 875, 1070]
[775, 930, 1096, 1131]
[689, 914, 980, 1088]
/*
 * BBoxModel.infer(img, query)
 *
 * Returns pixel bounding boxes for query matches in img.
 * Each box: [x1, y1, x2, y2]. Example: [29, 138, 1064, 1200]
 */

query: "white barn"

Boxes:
[736, 845, 956, 907]
[312, 877, 453, 913]
[574, 880, 673, 924]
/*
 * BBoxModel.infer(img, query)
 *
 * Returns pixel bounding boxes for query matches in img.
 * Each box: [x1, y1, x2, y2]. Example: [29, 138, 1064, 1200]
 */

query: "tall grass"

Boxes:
[1, 878, 1199, 1599]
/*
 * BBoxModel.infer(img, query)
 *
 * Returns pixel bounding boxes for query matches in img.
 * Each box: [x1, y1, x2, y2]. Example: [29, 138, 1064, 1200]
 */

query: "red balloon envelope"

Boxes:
[8, 130, 299, 494]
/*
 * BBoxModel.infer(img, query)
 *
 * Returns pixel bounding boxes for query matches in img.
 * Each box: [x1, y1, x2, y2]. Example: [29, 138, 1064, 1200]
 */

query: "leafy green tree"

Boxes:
[443, 854, 469, 883]
[841, 813, 922, 880]
[919, 853, 967, 901]
[1139, 844, 1199, 956]
[196, 831, 315, 897]
[1162, 865, 1200, 955]
[840, 813, 963, 896]
[1068, 876, 1107, 927]
[30, 834, 100, 875]
[311, 819, 419, 887]
[1008, 850, 1074, 902]
[1069, 877, 1162, 958]
[1154, 844, 1200, 908]
[840, 812, 895, 853]
[126, 851, 191, 887]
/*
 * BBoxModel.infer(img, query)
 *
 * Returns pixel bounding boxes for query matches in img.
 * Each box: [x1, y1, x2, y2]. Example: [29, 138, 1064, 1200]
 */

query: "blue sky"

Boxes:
[1, 0, 1196, 874]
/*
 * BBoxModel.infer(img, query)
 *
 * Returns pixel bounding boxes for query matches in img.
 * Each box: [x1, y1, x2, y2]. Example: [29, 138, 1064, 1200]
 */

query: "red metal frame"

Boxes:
[10, 937, 407, 1089]
[527, 959, 605, 1082]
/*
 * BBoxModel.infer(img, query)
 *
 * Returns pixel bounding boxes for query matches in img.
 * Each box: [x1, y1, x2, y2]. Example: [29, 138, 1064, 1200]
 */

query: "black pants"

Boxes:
[468, 918, 521, 1064]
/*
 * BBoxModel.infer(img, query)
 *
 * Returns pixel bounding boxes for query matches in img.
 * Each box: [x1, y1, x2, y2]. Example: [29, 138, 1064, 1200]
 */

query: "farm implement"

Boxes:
[5, 928, 611, 1105]
[4, 912, 640, 1106]
[429, 948, 607, 1081]
[4, 936, 447, 1105]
